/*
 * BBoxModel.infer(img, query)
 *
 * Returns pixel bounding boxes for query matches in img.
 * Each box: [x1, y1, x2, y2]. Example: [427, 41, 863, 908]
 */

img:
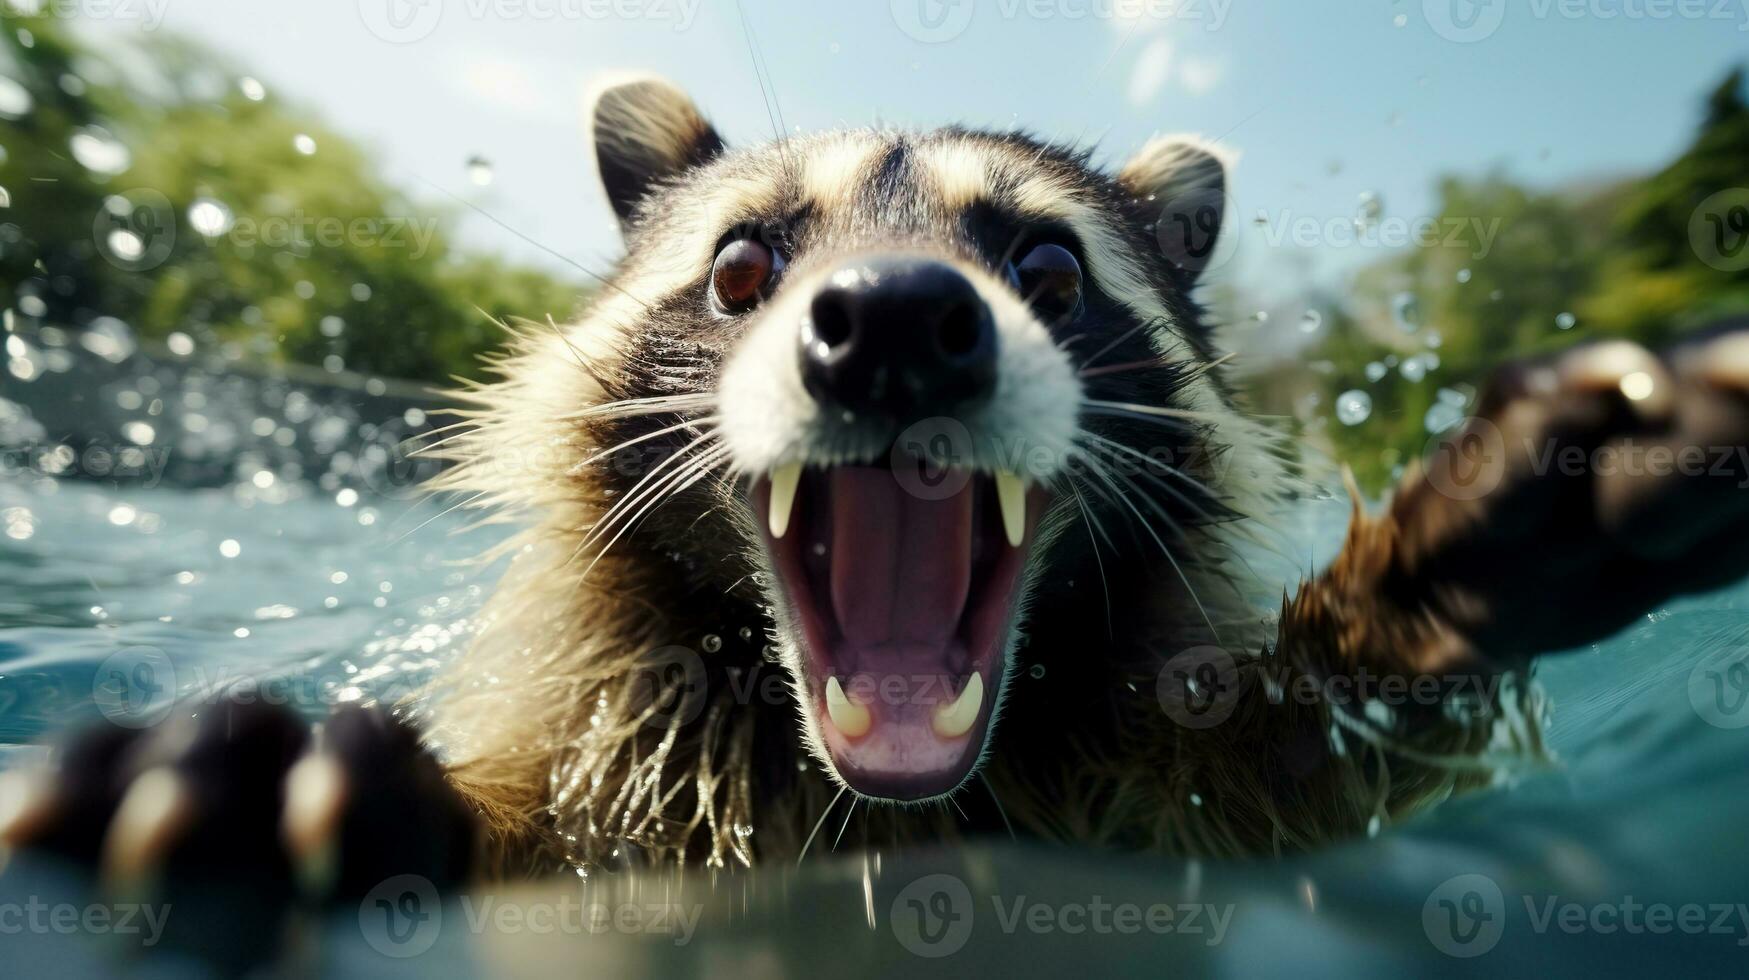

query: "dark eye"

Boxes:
[1011, 242, 1083, 322]
[711, 238, 786, 313]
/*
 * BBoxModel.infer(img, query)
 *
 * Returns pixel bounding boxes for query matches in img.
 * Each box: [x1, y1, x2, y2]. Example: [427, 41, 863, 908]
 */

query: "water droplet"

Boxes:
[1424, 401, 1463, 434]
[187, 197, 234, 237]
[121, 420, 155, 445]
[81, 316, 136, 363]
[0, 75, 33, 119]
[238, 76, 266, 101]
[166, 331, 195, 356]
[701, 634, 723, 653]
[1355, 191, 1383, 230]
[292, 133, 317, 156]
[1029, 664, 1046, 679]
[106, 228, 144, 261]
[1424, 329, 1443, 349]
[466, 155, 494, 186]
[69, 127, 131, 174]
[1364, 361, 1387, 383]
[1298, 310, 1323, 334]
[1391, 292, 1421, 333]
[0, 185, 9, 208]
[1335, 390, 1372, 426]
[1400, 357, 1427, 384]
[738, 626, 753, 641]
[1555, 312, 1576, 330]
[1455, 268, 1472, 284]
[219, 538, 242, 558]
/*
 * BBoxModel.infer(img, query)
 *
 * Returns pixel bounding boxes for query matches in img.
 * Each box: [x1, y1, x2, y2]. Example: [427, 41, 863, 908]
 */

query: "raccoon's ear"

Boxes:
[1117, 135, 1231, 280]
[588, 76, 724, 226]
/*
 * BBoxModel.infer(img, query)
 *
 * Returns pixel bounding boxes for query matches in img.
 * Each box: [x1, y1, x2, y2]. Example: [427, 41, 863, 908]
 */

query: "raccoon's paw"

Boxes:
[1390, 317, 1749, 665]
[0, 698, 475, 970]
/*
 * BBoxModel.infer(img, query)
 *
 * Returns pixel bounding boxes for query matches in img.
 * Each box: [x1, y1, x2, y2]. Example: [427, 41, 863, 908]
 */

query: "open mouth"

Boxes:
[753, 462, 1047, 801]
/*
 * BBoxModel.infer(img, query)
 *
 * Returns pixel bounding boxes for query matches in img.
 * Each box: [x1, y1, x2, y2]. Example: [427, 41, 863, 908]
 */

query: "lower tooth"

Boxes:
[825, 676, 870, 738]
[932, 673, 984, 739]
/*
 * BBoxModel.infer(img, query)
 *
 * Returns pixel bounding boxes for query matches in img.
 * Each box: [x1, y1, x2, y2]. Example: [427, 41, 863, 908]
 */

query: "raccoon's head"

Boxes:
[577, 77, 1241, 805]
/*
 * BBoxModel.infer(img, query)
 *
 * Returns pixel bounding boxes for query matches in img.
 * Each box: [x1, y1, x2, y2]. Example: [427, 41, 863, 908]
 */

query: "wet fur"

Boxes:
[423, 85, 1545, 875]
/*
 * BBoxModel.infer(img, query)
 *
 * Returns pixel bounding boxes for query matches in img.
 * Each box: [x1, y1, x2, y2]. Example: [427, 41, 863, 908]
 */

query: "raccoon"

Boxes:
[12, 78, 1749, 902]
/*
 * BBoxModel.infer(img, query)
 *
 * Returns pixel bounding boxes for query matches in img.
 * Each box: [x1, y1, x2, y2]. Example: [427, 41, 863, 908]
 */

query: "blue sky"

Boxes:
[83, 0, 1749, 297]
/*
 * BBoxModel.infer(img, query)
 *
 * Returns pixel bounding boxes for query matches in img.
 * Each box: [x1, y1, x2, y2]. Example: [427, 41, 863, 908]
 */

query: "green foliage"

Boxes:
[1293, 66, 1749, 491]
[0, 12, 582, 382]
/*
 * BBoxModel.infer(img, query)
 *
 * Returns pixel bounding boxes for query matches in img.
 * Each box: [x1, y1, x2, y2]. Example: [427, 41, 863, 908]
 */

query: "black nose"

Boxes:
[799, 257, 998, 419]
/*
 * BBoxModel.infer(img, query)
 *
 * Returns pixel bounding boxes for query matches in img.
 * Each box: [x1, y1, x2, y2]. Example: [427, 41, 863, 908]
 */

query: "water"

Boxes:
[0, 474, 504, 761]
[6, 360, 1749, 972]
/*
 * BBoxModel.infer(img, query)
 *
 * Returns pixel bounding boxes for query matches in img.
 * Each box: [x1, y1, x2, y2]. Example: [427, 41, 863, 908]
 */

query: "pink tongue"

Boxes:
[829, 468, 972, 650]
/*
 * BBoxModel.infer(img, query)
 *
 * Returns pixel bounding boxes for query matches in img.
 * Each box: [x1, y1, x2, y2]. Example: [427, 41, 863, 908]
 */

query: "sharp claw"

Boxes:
[1559, 340, 1676, 421]
[100, 767, 194, 890]
[1696, 331, 1749, 391]
[283, 754, 348, 897]
[0, 770, 58, 851]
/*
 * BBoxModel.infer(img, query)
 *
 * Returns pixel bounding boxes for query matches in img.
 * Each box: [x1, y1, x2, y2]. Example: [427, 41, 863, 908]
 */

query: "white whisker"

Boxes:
[798, 788, 847, 867]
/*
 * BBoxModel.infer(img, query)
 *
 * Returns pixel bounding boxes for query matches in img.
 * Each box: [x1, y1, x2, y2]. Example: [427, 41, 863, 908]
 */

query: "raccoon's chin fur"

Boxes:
[753, 464, 1052, 801]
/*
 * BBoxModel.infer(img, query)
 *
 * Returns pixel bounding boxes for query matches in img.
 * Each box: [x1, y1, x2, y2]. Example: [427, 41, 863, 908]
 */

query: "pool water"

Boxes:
[4, 352, 1749, 974]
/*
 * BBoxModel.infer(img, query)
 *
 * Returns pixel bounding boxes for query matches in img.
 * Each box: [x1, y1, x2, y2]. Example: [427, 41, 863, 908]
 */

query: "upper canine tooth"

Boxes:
[995, 471, 1025, 548]
[825, 676, 870, 739]
[932, 673, 984, 739]
[768, 462, 802, 538]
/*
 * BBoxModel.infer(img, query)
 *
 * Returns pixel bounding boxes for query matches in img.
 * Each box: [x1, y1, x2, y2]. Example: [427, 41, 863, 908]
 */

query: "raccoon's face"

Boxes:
[584, 77, 1232, 804]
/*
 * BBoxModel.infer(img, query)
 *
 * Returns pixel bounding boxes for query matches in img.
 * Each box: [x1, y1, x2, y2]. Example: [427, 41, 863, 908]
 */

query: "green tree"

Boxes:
[0, 11, 582, 382]
[1293, 66, 1749, 491]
